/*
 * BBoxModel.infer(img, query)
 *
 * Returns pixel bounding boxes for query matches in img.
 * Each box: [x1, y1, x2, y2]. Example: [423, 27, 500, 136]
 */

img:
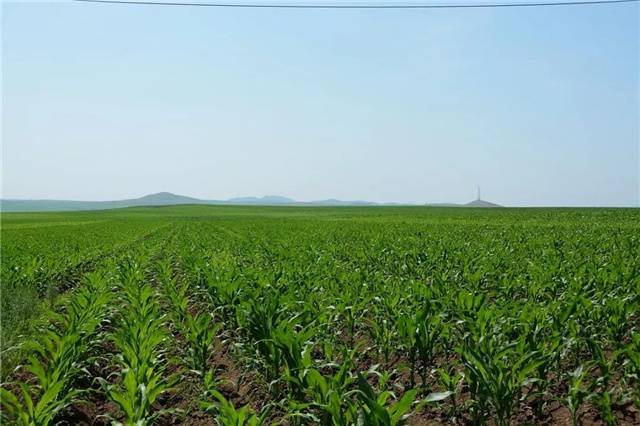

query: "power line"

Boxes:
[71, 0, 640, 9]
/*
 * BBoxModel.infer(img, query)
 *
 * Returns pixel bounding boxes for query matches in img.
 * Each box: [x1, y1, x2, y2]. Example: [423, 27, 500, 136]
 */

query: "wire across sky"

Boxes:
[71, 0, 640, 9]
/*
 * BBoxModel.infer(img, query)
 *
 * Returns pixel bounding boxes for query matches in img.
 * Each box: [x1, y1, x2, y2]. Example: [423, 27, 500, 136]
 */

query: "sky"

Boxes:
[2, 0, 639, 207]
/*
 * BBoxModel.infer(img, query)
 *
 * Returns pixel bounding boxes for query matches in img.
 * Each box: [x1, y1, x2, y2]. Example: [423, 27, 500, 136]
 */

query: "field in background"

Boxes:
[1, 205, 639, 425]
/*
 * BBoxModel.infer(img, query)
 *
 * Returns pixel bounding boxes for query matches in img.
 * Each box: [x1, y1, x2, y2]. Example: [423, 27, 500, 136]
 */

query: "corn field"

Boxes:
[1, 205, 639, 425]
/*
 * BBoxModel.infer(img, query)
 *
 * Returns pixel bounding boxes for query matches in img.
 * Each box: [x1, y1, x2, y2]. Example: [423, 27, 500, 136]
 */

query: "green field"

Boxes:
[1, 205, 639, 425]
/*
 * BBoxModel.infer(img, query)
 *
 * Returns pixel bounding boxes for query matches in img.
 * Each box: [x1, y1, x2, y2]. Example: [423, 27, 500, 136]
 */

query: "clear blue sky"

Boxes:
[2, 0, 638, 206]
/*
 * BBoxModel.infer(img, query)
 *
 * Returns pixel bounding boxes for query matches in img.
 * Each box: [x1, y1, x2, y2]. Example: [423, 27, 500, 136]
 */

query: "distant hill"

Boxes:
[2, 192, 418, 212]
[126, 192, 203, 206]
[311, 199, 377, 206]
[1, 199, 104, 212]
[2, 192, 508, 212]
[464, 199, 502, 208]
[228, 195, 296, 205]
[1, 192, 209, 212]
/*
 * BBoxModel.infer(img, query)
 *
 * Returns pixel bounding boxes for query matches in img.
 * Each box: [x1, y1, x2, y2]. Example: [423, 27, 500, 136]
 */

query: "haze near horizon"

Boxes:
[2, 1, 639, 207]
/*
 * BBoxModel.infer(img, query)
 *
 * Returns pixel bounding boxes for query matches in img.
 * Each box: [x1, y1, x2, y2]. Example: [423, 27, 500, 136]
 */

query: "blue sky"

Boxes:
[2, 0, 638, 206]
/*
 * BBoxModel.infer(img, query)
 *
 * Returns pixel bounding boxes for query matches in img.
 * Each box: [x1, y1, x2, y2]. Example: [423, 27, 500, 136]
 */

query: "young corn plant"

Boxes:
[205, 273, 245, 330]
[623, 332, 640, 409]
[268, 312, 316, 398]
[415, 306, 444, 391]
[200, 388, 273, 426]
[238, 295, 316, 397]
[561, 364, 590, 426]
[238, 295, 283, 384]
[1, 270, 113, 426]
[338, 297, 372, 349]
[368, 294, 402, 368]
[0, 381, 82, 426]
[587, 340, 622, 426]
[520, 311, 564, 419]
[99, 260, 178, 425]
[355, 372, 420, 426]
[600, 296, 635, 351]
[156, 259, 189, 325]
[298, 344, 365, 425]
[354, 371, 448, 426]
[437, 367, 465, 420]
[459, 335, 547, 426]
[366, 315, 396, 368]
[303, 367, 358, 426]
[397, 312, 419, 389]
[184, 312, 221, 376]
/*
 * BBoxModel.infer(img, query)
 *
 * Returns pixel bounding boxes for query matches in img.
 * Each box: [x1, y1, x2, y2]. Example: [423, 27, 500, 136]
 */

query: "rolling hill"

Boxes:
[464, 199, 503, 208]
[2, 192, 414, 212]
[1, 192, 207, 212]
[2, 192, 504, 212]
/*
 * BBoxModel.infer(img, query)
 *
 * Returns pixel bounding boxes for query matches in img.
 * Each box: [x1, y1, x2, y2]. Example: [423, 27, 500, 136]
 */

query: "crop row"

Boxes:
[2, 207, 639, 425]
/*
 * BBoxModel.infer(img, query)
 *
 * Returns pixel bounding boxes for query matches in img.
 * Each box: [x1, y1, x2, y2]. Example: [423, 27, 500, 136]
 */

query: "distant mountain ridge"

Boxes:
[425, 202, 463, 207]
[1, 192, 206, 212]
[1, 192, 401, 212]
[2, 192, 502, 212]
[228, 195, 296, 204]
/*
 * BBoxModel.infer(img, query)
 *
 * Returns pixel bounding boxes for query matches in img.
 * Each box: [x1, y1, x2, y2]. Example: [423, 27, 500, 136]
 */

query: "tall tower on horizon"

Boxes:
[478, 186, 481, 201]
